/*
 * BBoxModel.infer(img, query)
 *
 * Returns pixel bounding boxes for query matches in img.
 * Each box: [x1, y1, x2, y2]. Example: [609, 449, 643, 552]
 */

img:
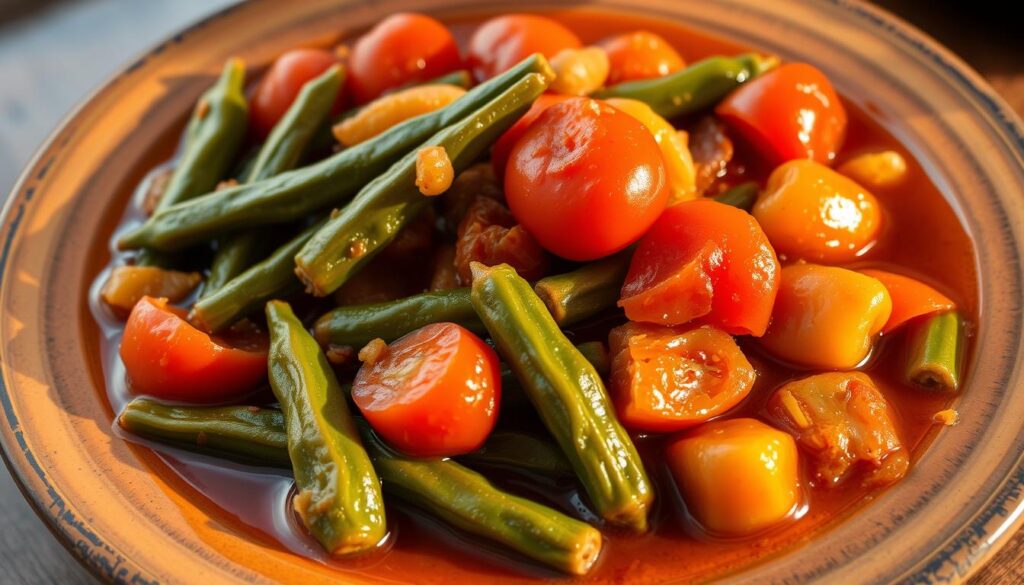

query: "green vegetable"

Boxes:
[203, 232, 263, 298]
[712, 181, 759, 211]
[360, 424, 602, 575]
[427, 69, 473, 89]
[905, 311, 963, 392]
[533, 252, 631, 327]
[592, 53, 777, 119]
[458, 431, 573, 478]
[470, 263, 653, 531]
[119, 55, 553, 252]
[574, 341, 610, 378]
[295, 71, 552, 296]
[266, 300, 386, 556]
[190, 218, 327, 333]
[118, 398, 290, 467]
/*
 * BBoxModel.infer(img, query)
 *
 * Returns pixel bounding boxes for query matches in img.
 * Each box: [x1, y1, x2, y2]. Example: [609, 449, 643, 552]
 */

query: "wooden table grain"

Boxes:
[0, 1, 1021, 583]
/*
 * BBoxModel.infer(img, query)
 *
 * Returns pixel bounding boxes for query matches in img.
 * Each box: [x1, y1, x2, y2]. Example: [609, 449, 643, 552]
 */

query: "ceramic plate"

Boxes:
[1, 0, 1023, 583]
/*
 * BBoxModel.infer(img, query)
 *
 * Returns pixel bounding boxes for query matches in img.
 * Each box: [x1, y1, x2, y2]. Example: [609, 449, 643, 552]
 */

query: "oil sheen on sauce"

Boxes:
[86, 8, 977, 584]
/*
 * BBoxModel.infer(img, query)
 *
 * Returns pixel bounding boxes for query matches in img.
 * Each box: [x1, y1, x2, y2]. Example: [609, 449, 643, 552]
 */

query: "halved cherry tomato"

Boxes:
[490, 93, 571, 179]
[619, 199, 780, 336]
[860, 269, 955, 334]
[467, 14, 581, 81]
[716, 63, 847, 165]
[609, 322, 756, 432]
[120, 297, 267, 403]
[347, 13, 462, 104]
[504, 97, 668, 261]
[251, 48, 339, 137]
[352, 323, 500, 457]
[600, 31, 685, 85]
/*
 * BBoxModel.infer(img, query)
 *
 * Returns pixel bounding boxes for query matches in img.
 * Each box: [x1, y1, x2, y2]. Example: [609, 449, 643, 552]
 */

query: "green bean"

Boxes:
[426, 69, 474, 89]
[533, 252, 631, 327]
[712, 181, 759, 211]
[592, 53, 777, 119]
[359, 423, 603, 575]
[501, 341, 611, 412]
[266, 300, 386, 556]
[295, 72, 552, 296]
[118, 398, 290, 467]
[458, 431, 573, 479]
[203, 232, 263, 298]
[905, 311, 963, 392]
[190, 218, 327, 333]
[470, 263, 653, 532]
[119, 55, 553, 252]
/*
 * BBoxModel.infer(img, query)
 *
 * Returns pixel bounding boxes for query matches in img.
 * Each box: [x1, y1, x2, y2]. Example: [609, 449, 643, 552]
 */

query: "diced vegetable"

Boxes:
[666, 418, 800, 535]
[837, 150, 908, 189]
[415, 145, 455, 196]
[716, 63, 846, 164]
[599, 31, 685, 85]
[533, 251, 631, 327]
[609, 322, 756, 432]
[120, 297, 266, 402]
[904, 310, 963, 392]
[549, 47, 610, 96]
[619, 199, 780, 336]
[101, 266, 201, 315]
[505, 97, 668, 261]
[265, 300, 387, 555]
[468, 14, 581, 81]
[470, 262, 653, 531]
[860, 269, 955, 334]
[767, 371, 909, 488]
[352, 323, 501, 457]
[760, 264, 891, 369]
[334, 84, 466, 146]
[454, 196, 549, 284]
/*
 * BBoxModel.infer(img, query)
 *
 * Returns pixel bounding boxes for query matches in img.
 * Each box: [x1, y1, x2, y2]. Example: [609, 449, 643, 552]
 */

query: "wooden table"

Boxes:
[0, 1, 1021, 583]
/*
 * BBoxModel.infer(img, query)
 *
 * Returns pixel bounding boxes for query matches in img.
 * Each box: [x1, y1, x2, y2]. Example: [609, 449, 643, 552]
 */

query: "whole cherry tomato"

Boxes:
[250, 48, 339, 137]
[467, 14, 581, 81]
[600, 31, 685, 85]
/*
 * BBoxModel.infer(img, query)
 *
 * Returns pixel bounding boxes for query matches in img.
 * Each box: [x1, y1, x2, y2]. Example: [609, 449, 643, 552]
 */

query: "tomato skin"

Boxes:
[860, 269, 955, 334]
[347, 13, 462, 104]
[120, 297, 267, 403]
[619, 199, 780, 336]
[715, 63, 847, 165]
[467, 14, 581, 81]
[491, 93, 571, 179]
[504, 97, 668, 261]
[352, 323, 500, 457]
[600, 31, 685, 85]
[251, 48, 339, 137]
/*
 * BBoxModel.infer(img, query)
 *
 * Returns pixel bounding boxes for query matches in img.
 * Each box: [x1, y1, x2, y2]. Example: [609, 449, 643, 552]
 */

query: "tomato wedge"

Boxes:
[352, 323, 500, 457]
[120, 297, 267, 403]
[619, 199, 780, 336]
[860, 269, 955, 334]
[609, 322, 756, 432]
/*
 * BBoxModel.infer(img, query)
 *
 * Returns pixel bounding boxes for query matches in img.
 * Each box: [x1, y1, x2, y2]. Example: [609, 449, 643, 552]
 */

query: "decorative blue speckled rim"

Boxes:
[0, 1, 1022, 583]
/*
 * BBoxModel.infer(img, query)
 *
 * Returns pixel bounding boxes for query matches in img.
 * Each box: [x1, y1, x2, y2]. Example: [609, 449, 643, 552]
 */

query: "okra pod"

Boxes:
[360, 424, 602, 575]
[575, 341, 610, 378]
[118, 398, 290, 467]
[458, 431, 573, 478]
[905, 310, 963, 392]
[533, 252, 631, 326]
[119, 55, 553, 252]
[266, 300, 386, 555]
[190, 218, 327, 333]
[470, 263, 653, 531]
[295, 72, 552, 296]
[712, 181, 759, 211]
[592, 53, 776, 119]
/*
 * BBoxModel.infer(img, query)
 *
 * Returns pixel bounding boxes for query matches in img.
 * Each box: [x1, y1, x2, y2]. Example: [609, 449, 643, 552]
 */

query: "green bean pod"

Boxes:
[119, 55, 553, 252]
[905, 310, 963, 392]
[470, 263, 653, 531]
[266, 300, 386, 556]
[190, 218, 327, 333]
[592, 53, 777, 119]
[118, 398, 290, 466]
[295, 72, 552, 296]
[360, 425, 603, 575]
[712, 181, 760, 211]
[533, 252, 631, 327]
[203, 232, 263, 298]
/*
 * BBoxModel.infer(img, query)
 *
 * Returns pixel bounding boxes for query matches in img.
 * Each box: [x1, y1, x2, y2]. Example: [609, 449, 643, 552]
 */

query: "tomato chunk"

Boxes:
[619, 199, 780, 336]
[767, 372, 908, 488]
[120, 297, 267, 403]
[251, 49, 339, 137]
[609, 322, 756, 432]
[860, 269, 955, 334]
[352, 323, 500, 457]
[600, 31, 685, 85]
[716, 63, 846, 165]
[467, 14, 581, 81]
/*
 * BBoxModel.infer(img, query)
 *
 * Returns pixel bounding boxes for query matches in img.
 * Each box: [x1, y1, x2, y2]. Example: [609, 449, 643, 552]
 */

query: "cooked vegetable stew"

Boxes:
[91, 8, 976, 583]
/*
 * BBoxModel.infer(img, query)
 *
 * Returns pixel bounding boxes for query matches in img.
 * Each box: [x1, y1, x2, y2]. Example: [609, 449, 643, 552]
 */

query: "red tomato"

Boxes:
[715, 63, 847, 165]
[352, 323, 500, 457]
[120, 297, 267, 403]
[860, 269, 955, 334]
[600, 31, 685, 85]
[504, 97, 668, 261]
[619, 199, 781, 336]
[467, 14, 581, 81]
[251, 48, 339, 137]
[490, 93, 571, 179]
[347, 13, 462, 104]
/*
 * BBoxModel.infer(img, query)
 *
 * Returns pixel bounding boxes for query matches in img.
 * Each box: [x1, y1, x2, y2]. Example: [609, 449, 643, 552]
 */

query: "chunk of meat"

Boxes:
[454, 196, 549, 284]
[688, 117, 734, 196]
[767, 372, 908, 488]
[429, 244, 459, 291]
[439, 163, 505, 235]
